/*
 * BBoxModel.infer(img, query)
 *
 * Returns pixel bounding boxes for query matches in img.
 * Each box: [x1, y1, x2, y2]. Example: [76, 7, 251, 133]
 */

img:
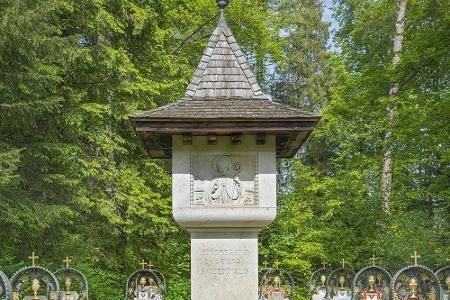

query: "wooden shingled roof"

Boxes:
[130, 19, 320, 159]
[184, 25, 263, 99]
[132, 97, 319, 120]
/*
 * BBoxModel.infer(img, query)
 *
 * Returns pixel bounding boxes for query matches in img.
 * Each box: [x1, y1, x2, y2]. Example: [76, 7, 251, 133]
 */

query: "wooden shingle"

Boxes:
[182, 25, 263, 99]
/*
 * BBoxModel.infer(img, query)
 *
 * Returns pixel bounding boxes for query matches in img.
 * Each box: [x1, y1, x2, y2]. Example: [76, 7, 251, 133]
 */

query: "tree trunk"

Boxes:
[381, 0, 407, 213]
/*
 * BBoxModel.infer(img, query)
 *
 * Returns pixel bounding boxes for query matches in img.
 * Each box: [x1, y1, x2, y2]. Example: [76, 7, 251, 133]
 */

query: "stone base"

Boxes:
[191, 230, 258, 300]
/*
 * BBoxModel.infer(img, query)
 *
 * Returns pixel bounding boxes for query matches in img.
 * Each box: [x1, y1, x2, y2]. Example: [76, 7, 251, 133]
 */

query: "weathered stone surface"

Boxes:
[191, 153, 257, 207]
[191, 231, 258, 300]
[172, 135, 276, 229]
[172, 135, 276, 299]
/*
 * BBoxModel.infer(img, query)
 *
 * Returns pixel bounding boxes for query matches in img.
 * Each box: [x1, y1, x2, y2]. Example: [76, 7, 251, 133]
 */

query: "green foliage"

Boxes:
[270, 0, 333, 110]
[0, 0, 278, 298]
[0, 0, 448, 299]
[262, 1, 449, 299]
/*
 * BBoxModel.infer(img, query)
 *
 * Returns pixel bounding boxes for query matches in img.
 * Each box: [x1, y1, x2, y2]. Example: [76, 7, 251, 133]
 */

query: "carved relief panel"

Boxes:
[190, 154, 258, 207]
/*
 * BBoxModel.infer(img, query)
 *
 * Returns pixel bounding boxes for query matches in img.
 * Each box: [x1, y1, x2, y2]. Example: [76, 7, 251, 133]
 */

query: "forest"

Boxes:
[0, 0, 448, 299]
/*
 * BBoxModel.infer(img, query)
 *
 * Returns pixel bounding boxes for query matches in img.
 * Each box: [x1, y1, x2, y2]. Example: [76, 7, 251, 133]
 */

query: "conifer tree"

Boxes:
[270, 0, 333, 110]
[0, 0, 279, 297]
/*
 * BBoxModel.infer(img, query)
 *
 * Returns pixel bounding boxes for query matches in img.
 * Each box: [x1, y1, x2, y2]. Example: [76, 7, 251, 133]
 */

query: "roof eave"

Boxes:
[129, 115, 321, 123]
[129, 117, 321, 159]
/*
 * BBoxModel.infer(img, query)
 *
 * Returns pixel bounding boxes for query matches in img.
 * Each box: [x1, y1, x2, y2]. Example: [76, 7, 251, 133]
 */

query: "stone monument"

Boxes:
[10, 252, 60, 300]
[352, 256, 391, 300]
[309, 262, 332, 300]
[54, 257, 89, 300]
[129, 1, 320, 298]
[392, 252, 442, 300]
[125, 260, 165, 300]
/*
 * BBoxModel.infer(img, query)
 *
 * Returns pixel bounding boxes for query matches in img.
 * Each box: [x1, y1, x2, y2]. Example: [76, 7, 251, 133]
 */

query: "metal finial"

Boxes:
[216, 0, 229, 9]
[147, 261, 155, 269]
[274, 259, 281, 269]
[218, 9, 227, 26]
[216, 0, 229, 26]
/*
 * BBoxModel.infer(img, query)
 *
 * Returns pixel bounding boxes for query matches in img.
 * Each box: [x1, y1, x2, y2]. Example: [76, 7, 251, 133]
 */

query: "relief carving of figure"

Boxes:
[311, 275, 327, 300]
[207, 156, 242, 205]
[133, 277, 162, 300]
[134, 277, 151, 300]
[192, 154, 256, 207]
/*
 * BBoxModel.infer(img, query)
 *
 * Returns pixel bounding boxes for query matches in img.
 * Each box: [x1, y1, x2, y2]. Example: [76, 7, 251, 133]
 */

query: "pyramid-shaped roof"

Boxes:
[184, 25, 263, 99]
[131, 23, 319, 120]
[130, 12, 320, 159]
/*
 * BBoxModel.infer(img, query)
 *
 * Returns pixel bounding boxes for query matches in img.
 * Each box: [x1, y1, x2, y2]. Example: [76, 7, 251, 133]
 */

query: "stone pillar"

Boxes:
[191, 230, 258, 299]
[172, 135, 277, 299]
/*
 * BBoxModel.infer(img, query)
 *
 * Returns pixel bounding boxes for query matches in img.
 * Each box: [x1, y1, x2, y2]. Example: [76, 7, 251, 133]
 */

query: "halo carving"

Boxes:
[125, 268, 165, 300]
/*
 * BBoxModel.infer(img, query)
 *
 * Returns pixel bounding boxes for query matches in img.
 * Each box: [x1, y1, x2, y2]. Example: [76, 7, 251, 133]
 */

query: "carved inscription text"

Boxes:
[200, 248, 250, 276]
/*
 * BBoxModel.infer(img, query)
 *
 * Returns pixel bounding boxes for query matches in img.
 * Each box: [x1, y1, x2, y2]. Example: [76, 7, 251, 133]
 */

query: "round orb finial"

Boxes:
[216, 0, 229, 9]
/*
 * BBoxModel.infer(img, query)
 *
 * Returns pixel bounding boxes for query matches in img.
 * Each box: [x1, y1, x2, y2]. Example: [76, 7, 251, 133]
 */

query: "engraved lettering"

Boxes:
[199, 248, 250, 276]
